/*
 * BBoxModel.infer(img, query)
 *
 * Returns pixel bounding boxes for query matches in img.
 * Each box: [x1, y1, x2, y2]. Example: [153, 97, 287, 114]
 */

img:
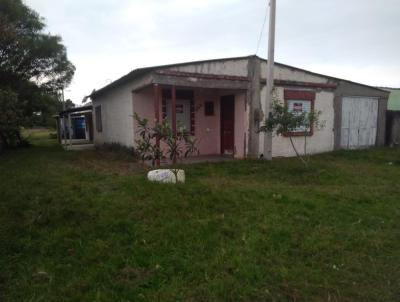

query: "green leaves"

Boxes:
[259, 101, 315, 136]
[0, 0, 75, 150]
[258, 99, 324, 166]
[133, 113, 199, 166]
[0, 0, 75, 90]
[0, 88, 26, 150]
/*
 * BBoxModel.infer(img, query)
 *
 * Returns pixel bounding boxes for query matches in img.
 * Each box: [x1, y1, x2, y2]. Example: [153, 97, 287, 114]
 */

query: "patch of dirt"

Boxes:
[69, 150, 147, 176]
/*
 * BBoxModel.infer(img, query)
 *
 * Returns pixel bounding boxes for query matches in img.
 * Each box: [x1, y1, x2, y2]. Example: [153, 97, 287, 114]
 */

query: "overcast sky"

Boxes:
[26, 0, 400, 104]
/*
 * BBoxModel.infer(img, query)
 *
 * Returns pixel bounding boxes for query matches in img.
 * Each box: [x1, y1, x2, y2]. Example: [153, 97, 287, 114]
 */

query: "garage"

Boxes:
[340, 96, 379, 149]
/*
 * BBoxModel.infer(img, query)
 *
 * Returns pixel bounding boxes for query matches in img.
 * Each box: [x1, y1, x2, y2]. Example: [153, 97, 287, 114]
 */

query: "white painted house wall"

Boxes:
[271, 88, 335, 157]
[258, 63, 335, 157]
[91, 57, 383, 157]
[168, 58, 249, 77]
[92, 82, 134, 147]
[266, 63, 331, 83]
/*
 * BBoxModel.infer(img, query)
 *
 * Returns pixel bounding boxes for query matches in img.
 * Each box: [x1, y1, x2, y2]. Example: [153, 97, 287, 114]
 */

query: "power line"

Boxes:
[255, 1, 269, 55]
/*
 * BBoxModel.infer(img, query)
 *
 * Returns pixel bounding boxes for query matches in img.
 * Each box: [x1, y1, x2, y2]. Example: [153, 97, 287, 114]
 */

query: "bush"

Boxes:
[0, 89, 26, 151]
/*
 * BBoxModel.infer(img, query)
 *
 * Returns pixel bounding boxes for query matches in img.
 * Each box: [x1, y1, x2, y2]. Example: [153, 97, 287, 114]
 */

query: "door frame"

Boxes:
[340, 96, 379, 149]
[220, 95, 235, 155]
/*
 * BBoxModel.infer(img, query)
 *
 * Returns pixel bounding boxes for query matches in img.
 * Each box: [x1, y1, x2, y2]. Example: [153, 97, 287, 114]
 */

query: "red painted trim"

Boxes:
[154, 85, 160, 122]
[283, 89, 315, 137]
[171, 86, 177, 135]
[162, 98, 167, 119]
[220, 95, 235, 155]
[190, 99, 195, 135]
[156, 70, 249, 82]
[284, 89, 316, 100]
[156, 71, 337, 90]
[153, 84, 161, 166]
[171, 86, 177, 164]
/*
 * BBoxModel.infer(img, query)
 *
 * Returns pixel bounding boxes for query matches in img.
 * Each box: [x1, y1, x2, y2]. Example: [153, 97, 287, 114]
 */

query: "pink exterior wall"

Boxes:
[193, 89, 220, 155]
[132, 87, 247, 158]
[133, 86, 156, 128]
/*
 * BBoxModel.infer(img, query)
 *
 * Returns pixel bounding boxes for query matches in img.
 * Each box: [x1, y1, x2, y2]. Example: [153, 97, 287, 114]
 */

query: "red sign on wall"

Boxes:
[293, 102, 303, 112]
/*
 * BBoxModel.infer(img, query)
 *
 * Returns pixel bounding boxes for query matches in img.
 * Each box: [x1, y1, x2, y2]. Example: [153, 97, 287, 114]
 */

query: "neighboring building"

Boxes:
[383, 88, 400, 146]
[387, 88, 400, 111]
[89, 55, 389, 159]
[55, 105, 94, 143]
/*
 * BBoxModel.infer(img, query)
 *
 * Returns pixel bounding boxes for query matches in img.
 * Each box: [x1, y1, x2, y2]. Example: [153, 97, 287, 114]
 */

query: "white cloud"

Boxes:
[25, 0, 400, 104]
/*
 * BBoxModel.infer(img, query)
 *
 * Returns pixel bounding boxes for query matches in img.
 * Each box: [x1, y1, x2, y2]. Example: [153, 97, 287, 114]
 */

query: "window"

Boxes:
[95, 105, 102, 132]
[165, 100, 191, 130]
[162, 89, 195, 135]
[284, 90, 315, 136]
[204, 101, 214, 116]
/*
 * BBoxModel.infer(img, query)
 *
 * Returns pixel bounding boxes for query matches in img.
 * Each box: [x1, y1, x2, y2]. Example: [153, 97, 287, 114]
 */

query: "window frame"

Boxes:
[283, 90, 316, 137]
[162, 89, 195, 135]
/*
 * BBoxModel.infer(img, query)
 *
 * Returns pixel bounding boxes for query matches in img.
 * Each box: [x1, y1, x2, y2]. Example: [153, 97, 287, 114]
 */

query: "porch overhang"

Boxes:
[132, 70, 250, 92]
[58, 105, 93, 118]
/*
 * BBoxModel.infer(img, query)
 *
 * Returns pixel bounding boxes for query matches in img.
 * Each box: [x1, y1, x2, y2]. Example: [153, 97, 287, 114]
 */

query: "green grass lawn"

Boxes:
[1, 130, 400, 301]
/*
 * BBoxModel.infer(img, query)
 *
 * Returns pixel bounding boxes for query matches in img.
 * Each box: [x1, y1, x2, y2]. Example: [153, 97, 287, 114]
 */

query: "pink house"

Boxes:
[89, 55, 388, 160]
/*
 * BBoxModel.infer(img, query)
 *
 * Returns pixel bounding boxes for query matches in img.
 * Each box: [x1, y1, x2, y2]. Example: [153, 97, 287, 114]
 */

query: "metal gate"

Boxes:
[341, 97, 378, 149]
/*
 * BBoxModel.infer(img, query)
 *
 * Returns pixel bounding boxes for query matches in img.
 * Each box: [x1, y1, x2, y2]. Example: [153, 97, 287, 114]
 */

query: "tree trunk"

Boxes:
[289, 136, 308, 166]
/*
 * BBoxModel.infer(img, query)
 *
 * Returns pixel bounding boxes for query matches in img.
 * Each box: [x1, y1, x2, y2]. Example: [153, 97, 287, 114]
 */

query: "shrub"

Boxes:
[0, 89, 27, 152]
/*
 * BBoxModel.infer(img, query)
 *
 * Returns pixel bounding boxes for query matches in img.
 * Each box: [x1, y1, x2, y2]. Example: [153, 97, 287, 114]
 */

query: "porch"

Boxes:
[55, 105, 94, 150]
[132, 70, 249, 165]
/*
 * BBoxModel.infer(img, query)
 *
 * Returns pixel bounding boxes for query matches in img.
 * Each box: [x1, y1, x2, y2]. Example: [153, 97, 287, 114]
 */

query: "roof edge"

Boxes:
[90, 55, 254, 98]
[255, 56, 390, 94]
[90, 54, 389, 98]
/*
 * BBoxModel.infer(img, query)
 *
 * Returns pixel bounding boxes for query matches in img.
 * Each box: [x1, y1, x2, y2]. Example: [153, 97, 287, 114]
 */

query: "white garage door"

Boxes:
[341, 97, 378, 149]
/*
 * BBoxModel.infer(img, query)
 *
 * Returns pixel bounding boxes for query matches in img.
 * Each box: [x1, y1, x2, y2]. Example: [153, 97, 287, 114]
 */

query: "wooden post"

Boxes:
[171, 86, 177, 164]
[154, 84, 161, 166]
[154, 84, 160, 122]
[68, 113, 72, 147]
[55, 117, 61, 144]
[62, 116, 65, 146]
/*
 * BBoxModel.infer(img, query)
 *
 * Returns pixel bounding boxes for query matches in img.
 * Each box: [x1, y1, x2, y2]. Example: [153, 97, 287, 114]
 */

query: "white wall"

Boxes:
[168, 59, 249, 77]
[92, 82, 134, 147]
[92, 58, 337, 156]
[263, 63, 330, 83]
[270, 88, 335, 157]
[257, 62, 335, 157]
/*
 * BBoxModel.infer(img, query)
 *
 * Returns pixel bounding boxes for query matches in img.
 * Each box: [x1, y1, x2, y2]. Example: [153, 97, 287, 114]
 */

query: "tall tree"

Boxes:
[0, 0, 75, 150]
[0, 0, 75, 90]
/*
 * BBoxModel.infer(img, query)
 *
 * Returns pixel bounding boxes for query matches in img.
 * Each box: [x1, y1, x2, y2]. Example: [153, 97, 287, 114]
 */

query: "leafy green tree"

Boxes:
[259, 100, 324, 166]
[64, 99, 75, 110]
[133, 113, 199, 169]
[0, 0, 75, 90]
[0, 0, 75, 150]
[0, 88, 23, 151]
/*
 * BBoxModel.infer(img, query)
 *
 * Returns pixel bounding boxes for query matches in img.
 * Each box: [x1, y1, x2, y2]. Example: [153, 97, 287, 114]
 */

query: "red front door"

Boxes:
[220, 95, 235, 155]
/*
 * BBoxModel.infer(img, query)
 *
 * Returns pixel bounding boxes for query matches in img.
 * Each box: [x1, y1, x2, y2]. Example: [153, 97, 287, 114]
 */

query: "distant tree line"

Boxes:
[0, 0, 75, 151]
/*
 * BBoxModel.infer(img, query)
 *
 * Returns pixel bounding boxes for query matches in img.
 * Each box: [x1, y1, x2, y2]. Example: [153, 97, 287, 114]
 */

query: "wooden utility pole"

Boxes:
[263, 0, 276, 160]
